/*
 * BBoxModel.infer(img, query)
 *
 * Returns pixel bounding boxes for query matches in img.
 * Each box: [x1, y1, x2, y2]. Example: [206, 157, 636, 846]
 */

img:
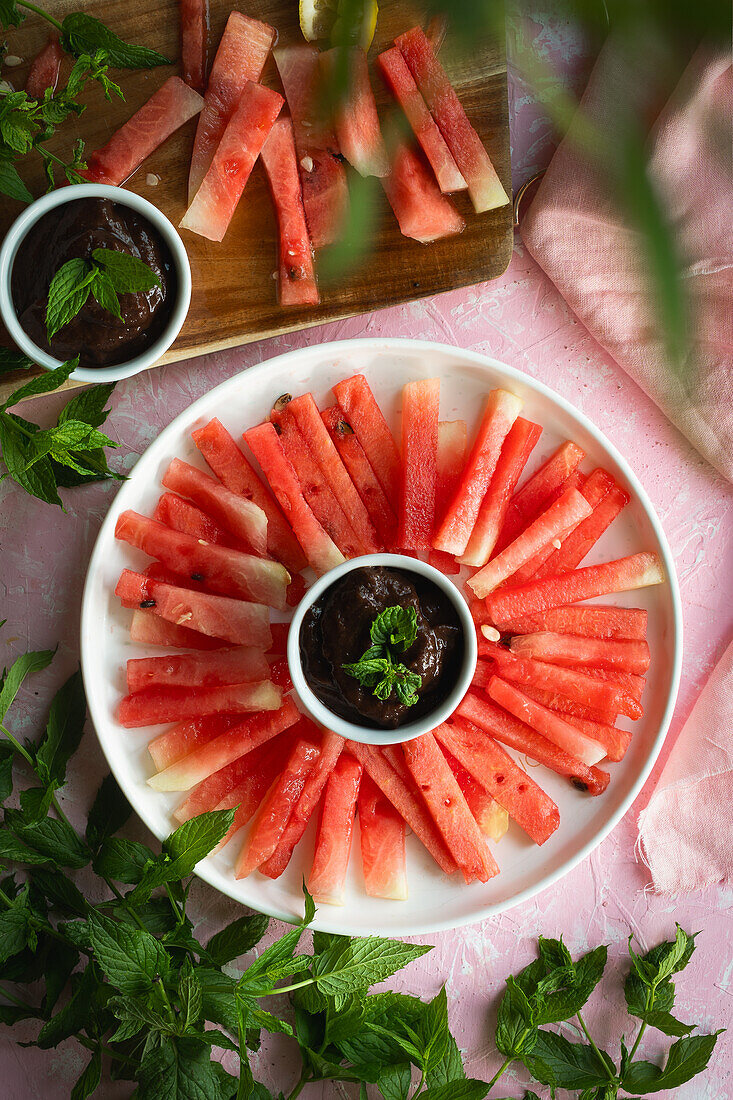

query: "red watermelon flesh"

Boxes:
[510, 632, 650, 676]
[25, 34, 64, 99]
[130, 609, 225, 650]
[174, 733, 289, 825]
[533, 482, 631, 580]
[180, 0, 208, 92]
[308, 753, 362, 905]
[321, 47, 389, 178]
[119, 679, 281, 731]
[148, 715, 236, 772]
[162, 458, 268, 557]
[399, 377, 440, 552]
[440, 746, 508, 841]
[154, 493, 239, 549]
[382, 139, 465, 243]
[489, 603, 648, 642]
[321, 405, 398, 548]
[126, 647, 269, 693]
[496, 440, 585, 552]
[357, 771, 408, 900]
[332, 374, 402, 512]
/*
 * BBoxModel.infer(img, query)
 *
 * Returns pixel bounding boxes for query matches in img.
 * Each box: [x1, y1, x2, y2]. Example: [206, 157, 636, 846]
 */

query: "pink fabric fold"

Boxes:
[637, 641, 733, 893]
[521, 42, 733, 482]
[522, 39, 733, 892]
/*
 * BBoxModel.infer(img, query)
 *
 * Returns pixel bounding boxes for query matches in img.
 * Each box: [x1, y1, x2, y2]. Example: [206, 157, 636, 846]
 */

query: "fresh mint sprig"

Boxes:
[46, 249, 161, 341]
[343, 604, 423, 707]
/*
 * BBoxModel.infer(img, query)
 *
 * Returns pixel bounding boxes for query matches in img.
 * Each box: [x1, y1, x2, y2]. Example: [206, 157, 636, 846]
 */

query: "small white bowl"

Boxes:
[0, 183, 191, 384]
[287, 553, 478, 746]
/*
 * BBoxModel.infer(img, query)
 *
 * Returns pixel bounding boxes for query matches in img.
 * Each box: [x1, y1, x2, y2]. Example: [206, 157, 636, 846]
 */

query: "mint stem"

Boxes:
[0, 984, 37, 1012]
[17, 0, 63, 31]
[485, 1055, 513, 1091]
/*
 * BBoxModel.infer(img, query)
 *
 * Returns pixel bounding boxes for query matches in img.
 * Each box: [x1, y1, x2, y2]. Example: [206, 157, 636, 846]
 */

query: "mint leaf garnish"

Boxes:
[343, 604, 422, 706]
[46, 250, 160, 340]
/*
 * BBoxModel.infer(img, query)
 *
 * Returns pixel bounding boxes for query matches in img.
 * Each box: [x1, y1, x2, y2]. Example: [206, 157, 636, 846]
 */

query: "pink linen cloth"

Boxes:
[521, 40, 733, 892]
[637, 641, 733, 892]
[521, 42, 733, 482]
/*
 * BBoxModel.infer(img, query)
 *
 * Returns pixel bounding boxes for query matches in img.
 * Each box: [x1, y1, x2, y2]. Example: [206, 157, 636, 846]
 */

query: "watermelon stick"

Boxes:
[399, 378, 440, 553]
[459, 416, 541, 568]
[483, 552, 665, 625]
[555, 712, 632, 763]
[455, 694, 610, 796]
[433, 389, 523, 556]
[321, 47, 389, 178]
[429, 419, 467, 575]
[155, 492, 240, 549]
[188, 12, 275, 201]
[510, 632, 651, 676]
[192, 417, 307, 574]
[119, 680, 281, 731]
[212, 741, 290, 850]
[174, 737, 282, 825]
[236, 735, 322, 878]
[376, 46, 466, 193]
[402, 734, 499, 883]
[244, 421, 345, 575]
[80, 77, 204, 185]
[145, 699, 298, 788]
[180, 0, 208, 92]
[534, 483, 630, 580]
[441, 746, 509, 841]
[321, 406, 398, 548]
[495, 441, 585, 553]
[259, 731, 345, 879]
[489, 603, 648, 641]
[467, 487, 593, 598]
[260, 117, 320, 309]
[130, 609, 225, 650]
[127, 648, 268, 693]
[515, 680, 619, 727]
[149, 716, 235, 772]
[395, 27, 509, 213]
[381, 139, 466, 244]
[333, 374, 402, 511]
[433, 720, 560, 843]
[358, 772, 408, 900]
[162, 458, 268, 556]
[486, 675, 607, 768]
[308, 753, 363, 905]
[286, 393, 382, 553]
[346, 741, 457, 875]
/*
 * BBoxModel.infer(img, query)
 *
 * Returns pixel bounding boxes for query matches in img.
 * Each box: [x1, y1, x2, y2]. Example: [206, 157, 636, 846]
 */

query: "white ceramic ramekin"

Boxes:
[287, 553, 478, 746]
[0, 183, 191, 384]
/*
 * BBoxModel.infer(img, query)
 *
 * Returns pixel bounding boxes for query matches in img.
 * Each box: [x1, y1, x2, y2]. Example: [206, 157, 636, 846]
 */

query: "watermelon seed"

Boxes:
[495, 774, 505, 784]
[191, 573, 204, 581]
[572, 778, 589, 791]
[140, 599, 156, 608]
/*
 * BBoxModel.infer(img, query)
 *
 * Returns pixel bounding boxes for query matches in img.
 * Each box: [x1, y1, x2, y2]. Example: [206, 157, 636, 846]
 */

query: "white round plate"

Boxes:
[81, 339, 682, 936]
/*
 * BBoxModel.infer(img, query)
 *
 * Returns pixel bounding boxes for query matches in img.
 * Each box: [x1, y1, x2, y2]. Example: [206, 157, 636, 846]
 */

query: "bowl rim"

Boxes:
[286, 552, 479, 746]
[0, 182, 192, 385]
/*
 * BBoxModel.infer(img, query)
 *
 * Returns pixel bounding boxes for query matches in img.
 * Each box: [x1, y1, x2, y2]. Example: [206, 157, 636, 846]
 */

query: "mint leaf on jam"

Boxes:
[343, 605, 422, 707]
[46, 250, 160, 340]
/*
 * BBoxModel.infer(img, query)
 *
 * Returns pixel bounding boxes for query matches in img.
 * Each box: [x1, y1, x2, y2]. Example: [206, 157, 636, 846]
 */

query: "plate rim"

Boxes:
[80, 337, 683, 935]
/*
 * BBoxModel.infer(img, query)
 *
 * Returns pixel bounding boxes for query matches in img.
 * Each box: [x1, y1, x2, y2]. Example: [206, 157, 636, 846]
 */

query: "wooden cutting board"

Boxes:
[0, 0, 511, 401]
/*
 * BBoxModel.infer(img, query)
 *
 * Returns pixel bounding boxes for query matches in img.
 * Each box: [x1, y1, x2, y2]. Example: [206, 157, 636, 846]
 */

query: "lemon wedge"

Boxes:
[299, 0, 378, 50]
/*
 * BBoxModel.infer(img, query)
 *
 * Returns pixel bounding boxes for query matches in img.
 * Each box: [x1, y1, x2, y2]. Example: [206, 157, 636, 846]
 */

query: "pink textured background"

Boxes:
[1, 9, 731, 1098]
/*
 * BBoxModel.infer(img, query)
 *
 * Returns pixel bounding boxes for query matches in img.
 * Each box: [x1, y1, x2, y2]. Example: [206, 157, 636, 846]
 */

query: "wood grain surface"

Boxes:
[0, 0, 511, 400]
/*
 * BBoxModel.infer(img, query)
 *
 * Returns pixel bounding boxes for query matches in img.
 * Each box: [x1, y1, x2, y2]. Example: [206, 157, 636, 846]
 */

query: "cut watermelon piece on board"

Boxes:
[260, 117, 319, 309]
[358, 771, 408, 900]
[478, 643, 641, 719]
[25, 34, 64, 99]
[115, 510, 289, 610]
[180, 0, 208, 92]
[395, 26, 509, 213]
[487, 675, 607, 767]
[259, 731, 344, 878]
[428, 419, 467, 574]
[174, 732, 289, 824]
[119, 678, 281, 730]
[493, 603, 648, 641]
[321, 47, 389, 177]
[377, 46, 466, 193]
[274, 44, 349, 248]
[193, 418, 306, 574]
[116, 569, 271, 648]
[534, 483, 631, 580]
[496, 441, 585, 552]
[483, 552, 665, 624]
[434, 720, 560, 844]
[148, 715, 235, 772]
[441, 746, 508, 841]
[180, 81, 283, 242]
[434, 389, 523, 556]
[333, 374, 402, 511]
[130, 608, 224, 650]
[149, 699, 299, 790]
[244, 422, 345, 576]
[459, 417, 542, 569]
[456, 693, 610, 795]
[382, 139, 465, 243]
[468, 487, 593, 599]
[308, 753, 362, 905]
[402, 734, 498, 883]
[154, 493, 238, 549]
[188, 11, 275, 201]
[271, 402, 365, 558]
[346, 741, 457, 874]
[236, 734, 322, 878]
[81, 77, 203, 185]
[127, 647, 268, 693]
[399, 378, 440, 553]
[162, 458, 268, 557]
[510, 632, 651, 675]
[287, 393, 382, 552]
[509, 467, 614, 585]
[321, 406, 398, 547]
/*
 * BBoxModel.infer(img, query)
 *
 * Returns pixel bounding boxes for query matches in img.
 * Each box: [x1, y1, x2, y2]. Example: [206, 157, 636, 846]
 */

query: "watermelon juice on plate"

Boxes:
[80, 339, 681, 935]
